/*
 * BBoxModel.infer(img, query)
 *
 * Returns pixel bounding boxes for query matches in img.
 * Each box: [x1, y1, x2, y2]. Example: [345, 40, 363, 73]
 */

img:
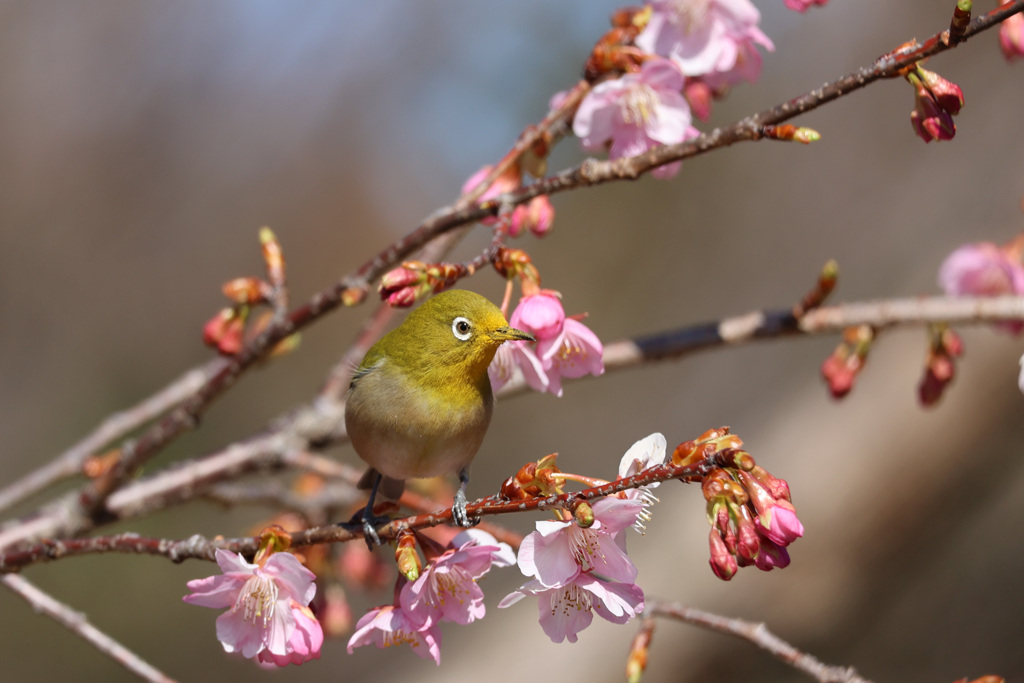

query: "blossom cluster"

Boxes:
[489, 289, 605, 397]
[183, 548, 322, 667]
[347, 530, 514, 664]
[498, 433, 667, 642]
[565, 0, 785, 179]
[183, 431, 804, 667]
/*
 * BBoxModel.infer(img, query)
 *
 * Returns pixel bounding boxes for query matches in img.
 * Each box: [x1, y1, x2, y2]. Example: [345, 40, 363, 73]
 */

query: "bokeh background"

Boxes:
[2, 1, 1023, 681]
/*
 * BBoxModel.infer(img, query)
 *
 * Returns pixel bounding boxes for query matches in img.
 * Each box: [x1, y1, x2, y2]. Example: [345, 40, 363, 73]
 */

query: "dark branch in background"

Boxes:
[647, 601, 873, 683]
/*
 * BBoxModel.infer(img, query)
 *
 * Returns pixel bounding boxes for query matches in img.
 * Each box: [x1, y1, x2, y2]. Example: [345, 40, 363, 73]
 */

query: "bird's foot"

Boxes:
[340, 511, 391, 550]
[451, 488, 478, 528]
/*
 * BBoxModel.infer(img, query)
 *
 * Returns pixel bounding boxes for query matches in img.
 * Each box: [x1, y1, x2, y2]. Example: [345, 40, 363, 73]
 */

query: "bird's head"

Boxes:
[383, 289, 534, 384]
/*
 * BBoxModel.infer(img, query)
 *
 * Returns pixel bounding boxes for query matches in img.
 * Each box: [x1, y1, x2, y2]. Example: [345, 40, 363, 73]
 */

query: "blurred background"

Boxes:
[1, 1, 1023, 681]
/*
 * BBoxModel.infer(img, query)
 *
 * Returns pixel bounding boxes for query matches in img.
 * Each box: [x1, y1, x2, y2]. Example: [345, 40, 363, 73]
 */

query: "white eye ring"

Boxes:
[452, 316, 473, 341]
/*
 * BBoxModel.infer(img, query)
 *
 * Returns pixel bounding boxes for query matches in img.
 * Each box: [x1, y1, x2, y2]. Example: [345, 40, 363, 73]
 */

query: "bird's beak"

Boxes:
[491, 326, 535, 343]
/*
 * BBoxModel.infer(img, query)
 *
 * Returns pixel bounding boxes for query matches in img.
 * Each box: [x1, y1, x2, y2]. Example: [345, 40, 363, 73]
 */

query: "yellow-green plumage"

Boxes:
[345, 290, 533, 519]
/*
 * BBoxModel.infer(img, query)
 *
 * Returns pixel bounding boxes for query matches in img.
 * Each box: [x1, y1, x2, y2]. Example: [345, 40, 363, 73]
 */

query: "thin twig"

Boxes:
[0, 454, 717, 570]
[2, 574, 177, 683]
[647, 600, 872, 683]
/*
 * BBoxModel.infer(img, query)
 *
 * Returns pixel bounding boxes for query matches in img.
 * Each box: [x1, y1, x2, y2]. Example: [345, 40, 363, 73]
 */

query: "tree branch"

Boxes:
[2, 574, 177, 683]
[647, 600, 873, 683]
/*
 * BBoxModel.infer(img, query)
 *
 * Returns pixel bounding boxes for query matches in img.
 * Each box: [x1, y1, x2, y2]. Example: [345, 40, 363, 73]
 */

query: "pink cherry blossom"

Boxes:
[939, 241, 1024, 334]
[635, 0, 774, 87]
[517, 496, 642, 588]
[347, 605, 442, 665]
[1000, 1, 1024, 61]
[784, 0, 828, 11]
[939, 242, 1024, 297]
[536, 317, 605, 397]
[183, 549, 318, 662]
[490, 292, 604, 396]
[573, 57, 699, 179]
[489, 340, 550, 393]
[256, 604, 323, 667]
[498, 573, 644, 644]
[400, 530, 514, 627]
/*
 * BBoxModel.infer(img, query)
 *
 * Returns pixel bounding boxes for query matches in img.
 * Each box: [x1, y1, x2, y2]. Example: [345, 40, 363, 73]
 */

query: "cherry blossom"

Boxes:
[635, 0, 774, 87]
[400, 530, 514, 627]
[183, 549, 318, 663]
[498, 573, 644, 644]
[573, 57, 698, 179]
[346, 605, 442, 665]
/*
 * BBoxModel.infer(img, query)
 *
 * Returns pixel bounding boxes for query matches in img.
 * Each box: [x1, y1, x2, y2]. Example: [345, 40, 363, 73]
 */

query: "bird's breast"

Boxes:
[345, 363, 494, 480]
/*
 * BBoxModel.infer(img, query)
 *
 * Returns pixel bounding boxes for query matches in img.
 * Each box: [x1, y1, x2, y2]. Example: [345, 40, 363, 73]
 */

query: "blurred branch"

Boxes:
[0, 360, 223, 516]
[647, 600, 872, 683]
[2, 574, 176, 683]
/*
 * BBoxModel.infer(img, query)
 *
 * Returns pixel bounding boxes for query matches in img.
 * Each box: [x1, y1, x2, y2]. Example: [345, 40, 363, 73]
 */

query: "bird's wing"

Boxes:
[349, 352, 386, 390]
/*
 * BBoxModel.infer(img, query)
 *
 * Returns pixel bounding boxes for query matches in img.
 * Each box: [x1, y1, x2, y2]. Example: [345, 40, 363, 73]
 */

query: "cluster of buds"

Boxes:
[500, 453, 564, 501]
[378, 260, 469, 308]
[492, 247, 540, 290]
[918, 324, 964, 407]
[202, 228, 293, 356]
[820, 324, 874, 399]
[676, 428, 803, 581]
[583, 5, 650, 80]
[905, 63, 964, 143]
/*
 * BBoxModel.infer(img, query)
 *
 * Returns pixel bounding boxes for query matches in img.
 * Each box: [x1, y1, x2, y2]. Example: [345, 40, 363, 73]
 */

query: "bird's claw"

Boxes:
[451, 489, 478, 528]
[340, 512, 387, 550]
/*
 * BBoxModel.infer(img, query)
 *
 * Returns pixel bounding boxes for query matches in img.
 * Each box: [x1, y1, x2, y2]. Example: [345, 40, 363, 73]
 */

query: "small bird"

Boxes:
[345, 289, 534, 544]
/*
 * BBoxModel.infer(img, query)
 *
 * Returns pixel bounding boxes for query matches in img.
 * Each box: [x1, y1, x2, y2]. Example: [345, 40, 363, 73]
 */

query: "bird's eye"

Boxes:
[452, 316, 472, 341]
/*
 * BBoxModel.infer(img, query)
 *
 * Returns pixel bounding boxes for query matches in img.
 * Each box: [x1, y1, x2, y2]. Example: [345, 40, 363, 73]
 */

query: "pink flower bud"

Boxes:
[683, 78, 713, 121]
[752, 538, 791, 571]
[999, 3, 1024, 62]
[784, 0, 829, 11]
[202, 308, 245, 355]
[510, 291, 566, 340]
[379, 265, 422, 291]
[916, 67, 964, 115]
[509, 195, 555, 238]
[911, 87, 956, 142]
[708, 529, 738, 581]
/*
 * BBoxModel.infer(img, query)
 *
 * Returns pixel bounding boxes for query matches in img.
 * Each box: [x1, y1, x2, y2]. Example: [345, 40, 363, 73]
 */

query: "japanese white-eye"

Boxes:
[344, 289, 533, 543]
